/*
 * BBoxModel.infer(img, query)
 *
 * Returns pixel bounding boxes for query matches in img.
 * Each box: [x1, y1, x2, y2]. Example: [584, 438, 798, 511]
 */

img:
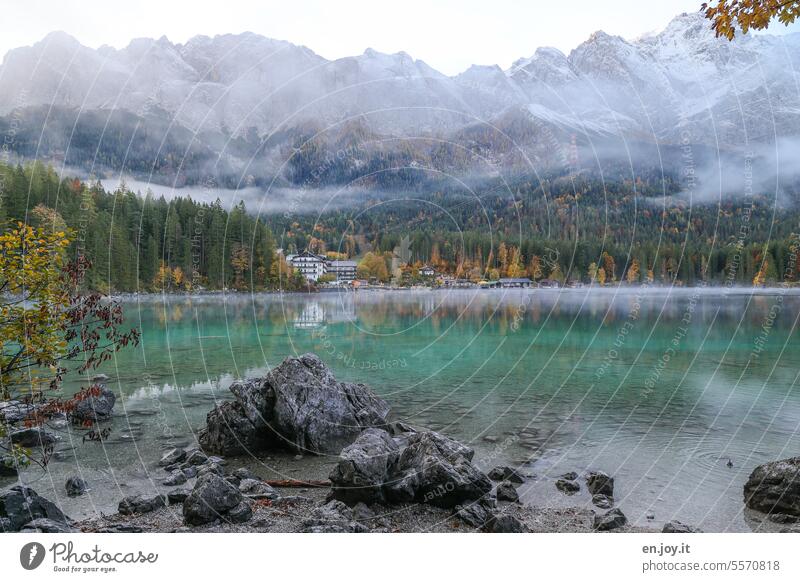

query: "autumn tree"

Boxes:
[702, 0, 800, 40]
[626, 258, 641, 284]
[1, 223, 139, 469]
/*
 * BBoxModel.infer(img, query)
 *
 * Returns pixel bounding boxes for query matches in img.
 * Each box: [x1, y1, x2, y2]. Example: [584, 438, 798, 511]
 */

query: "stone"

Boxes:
[182, 466, 197, 479]
[226, 501, 253, 523]
[0, 485, 70, 531]
[91, 374, 111, 383]
[482, 435, 499, 444]
[0, 400, 38, 423]
[167, 488, 191, 505]
[202, 353, 390, 456]
[767, 513, 799, 524]
[71, 385, 116, 422]
[163, 470, 187, 486]
[238, 478, 279, 500]
[329, 428, 492, 509]
[196, 463, 224, 479]
[592, 494, 614, 509]
[183, 473, 245, 526]
[302, 500, 368, 533]
[486, 513, 529, 533]
[487, 466, 526, 483]
[20, 518, 79, 533]
[594, 508, 627, 531]
[455, 498, 496, 529]
[98, 524, 144, 533]
[198, 401, 268, 456]
[559, 471, 579, 481]
[496, 481, 520, 502]
[233, 467, 259, 482]
[329, 428, 398, 505]
[662, 520, 702, 533]
[65, 475, 88, 497]
[556, 479, 580, 494]
[9, 427, 59, 447]
[744, 457, 800, 517]
[185, 450, 209, 466]
[585, 471, 615, 497]
[158, 448, 186, 467]
[118, 494, 166, 515]
[1, 454, 19, 477]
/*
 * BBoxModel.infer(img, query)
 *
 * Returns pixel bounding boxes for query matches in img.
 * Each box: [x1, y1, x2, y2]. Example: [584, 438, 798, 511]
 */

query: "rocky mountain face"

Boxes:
[0, 12, 797, 187]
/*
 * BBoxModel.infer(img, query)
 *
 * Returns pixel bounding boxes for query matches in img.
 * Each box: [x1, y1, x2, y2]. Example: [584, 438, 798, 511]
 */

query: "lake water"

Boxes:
[7, 288, 800, 532]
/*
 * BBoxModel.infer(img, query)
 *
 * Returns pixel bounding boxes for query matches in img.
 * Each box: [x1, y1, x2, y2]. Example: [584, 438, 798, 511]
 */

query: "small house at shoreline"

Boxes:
[498, 277, 533, 288]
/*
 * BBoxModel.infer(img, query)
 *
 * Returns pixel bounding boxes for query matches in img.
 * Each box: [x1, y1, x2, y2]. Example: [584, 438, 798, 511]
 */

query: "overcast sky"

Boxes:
[3, 0, 799, 75]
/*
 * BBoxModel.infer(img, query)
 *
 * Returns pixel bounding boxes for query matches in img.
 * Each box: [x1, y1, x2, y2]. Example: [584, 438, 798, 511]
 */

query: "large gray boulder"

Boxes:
[744, 457, 800, 517]
[183, 473, 251, 526]
[201, 353, 390, 456]
[71, 385, 116, 422]
[0, 485, 70, 532]
[330, 427, 492, 509]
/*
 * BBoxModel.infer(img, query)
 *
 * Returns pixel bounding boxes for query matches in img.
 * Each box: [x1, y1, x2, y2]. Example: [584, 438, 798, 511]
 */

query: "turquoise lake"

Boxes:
[7, 288, 800, 532]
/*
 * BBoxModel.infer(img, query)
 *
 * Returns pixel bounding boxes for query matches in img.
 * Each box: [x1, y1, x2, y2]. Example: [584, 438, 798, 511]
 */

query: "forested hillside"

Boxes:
[2, 161, 798, 290]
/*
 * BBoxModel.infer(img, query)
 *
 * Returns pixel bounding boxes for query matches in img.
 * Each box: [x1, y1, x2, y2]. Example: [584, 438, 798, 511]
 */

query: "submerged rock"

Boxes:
[0, 485, 70, 532]
[662, 520, 702, 533]
[65, 475, 88, 497]
[201, 353, 390, 456]
[72, 385, 116, 422]
[744, 457, 800, 517]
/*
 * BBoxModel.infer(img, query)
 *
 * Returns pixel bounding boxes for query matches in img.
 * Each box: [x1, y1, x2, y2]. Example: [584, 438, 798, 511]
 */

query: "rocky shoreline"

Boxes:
[3, 353, 800, 533]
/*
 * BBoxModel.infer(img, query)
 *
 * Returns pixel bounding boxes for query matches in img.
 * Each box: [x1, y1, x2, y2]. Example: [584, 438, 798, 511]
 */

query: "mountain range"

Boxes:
[1, 12, 798, 191]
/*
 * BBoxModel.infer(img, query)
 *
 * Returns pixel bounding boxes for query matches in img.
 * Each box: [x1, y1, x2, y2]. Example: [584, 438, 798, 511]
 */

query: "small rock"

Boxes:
[20, 518, 78, 533]
[645, 510, 655, 520]
[71, 385, 116, 422]
[592, 494, 613, 509]
[196, 463, 224, 478]
[233, 467, 259, 481]
[163, 470, 187, 486]
[487, 466, 526, 483]
[496, 481, 520, 503]
[158, 448, 187, 467]
[294, 454, 304, 461]
[91, 373, 111, 383]
[556, 479, 580, 494]
[98, 524, 144, 533]
[1, 455, 19, 477]
[118, 494, 167, 515]
[238, 478, 278, 500]
[767, 513, 799, 524]
[594, 508, 627, 531]
[183, 473, 245, 526]
[559, 471, 579, 481]
[455, 498, 496, 529]
[65, 475, 88, 497]
[185, 450, 209, 466]
[10, 427, 59, 447]
[586, 471, 614, 497]
[482, 435, 499, 444]
[662, 520, 702, 533]
[226, 501, 253, 523]
[0, 485, 70, 531]
[182, 466, 197, 479]
[167, 488, 191, 505]
[744, 457, 800, 517]
[302, 500, 368, 533]
[486, 513, 529, 533]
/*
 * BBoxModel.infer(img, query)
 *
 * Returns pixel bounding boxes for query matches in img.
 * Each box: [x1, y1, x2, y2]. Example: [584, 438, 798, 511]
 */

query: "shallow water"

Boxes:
[6, 288, 800, 532]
